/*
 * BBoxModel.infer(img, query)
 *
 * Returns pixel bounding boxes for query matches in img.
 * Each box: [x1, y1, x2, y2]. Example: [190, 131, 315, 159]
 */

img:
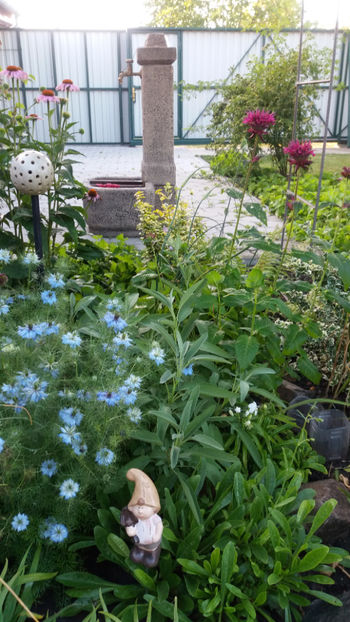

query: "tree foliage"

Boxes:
[209, 36, 331, 176]
[146, 0, 301, 30]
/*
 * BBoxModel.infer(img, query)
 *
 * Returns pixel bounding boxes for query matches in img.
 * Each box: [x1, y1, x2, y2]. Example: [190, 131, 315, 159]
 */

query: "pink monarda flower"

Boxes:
[36, 89, 60, 103]
[56, 78, 80, 92]
[0, 65, 28, 81]
[243, 109, 276, 138]
[86, 188, 101, 203]
[341, 166, 350, 179]
[25, 113, 43, 121]
[283, 139, 315, 171]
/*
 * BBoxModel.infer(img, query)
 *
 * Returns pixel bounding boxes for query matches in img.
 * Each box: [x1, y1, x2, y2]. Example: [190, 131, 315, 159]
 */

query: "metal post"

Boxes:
[312, 15, 339, 234]
[31, 195, 43, 260]
[347, 33, 350, 147]
[281, 0, 304, 248]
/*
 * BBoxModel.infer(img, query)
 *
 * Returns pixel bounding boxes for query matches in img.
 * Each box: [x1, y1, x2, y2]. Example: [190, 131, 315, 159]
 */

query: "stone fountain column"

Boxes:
[137, 33, 177, 191]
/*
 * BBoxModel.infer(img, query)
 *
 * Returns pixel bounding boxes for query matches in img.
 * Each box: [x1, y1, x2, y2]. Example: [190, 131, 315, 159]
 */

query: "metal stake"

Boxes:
[31, 194, 43, 260]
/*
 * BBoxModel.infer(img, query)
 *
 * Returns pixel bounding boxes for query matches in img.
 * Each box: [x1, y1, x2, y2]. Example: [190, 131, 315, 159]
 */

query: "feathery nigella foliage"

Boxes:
[283, 139, 315, 171]
[242, 109, 276, 138]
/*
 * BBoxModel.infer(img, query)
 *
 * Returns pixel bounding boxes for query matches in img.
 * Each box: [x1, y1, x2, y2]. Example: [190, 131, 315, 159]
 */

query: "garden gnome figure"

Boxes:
[120, 468, 163, 568]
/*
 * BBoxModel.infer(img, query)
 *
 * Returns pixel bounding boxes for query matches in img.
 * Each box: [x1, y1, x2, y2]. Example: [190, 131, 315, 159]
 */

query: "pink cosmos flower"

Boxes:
[283, 140, 315, 171]
[341, 166, 350, 179]
[56, 78, 80, 92]
[86, 189, 101, 203]
[36, 89, 60, 104]
[243, 109, 276, 138]
[0, 65, 28, 81]
[25, 113, 43, 121]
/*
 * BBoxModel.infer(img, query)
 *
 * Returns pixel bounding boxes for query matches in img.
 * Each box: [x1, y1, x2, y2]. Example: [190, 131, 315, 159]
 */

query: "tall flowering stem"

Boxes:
[227, 109, 275, 267]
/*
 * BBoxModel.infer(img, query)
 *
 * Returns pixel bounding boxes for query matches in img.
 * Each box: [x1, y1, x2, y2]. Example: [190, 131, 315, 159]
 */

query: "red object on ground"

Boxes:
[94, 183, 121, 188]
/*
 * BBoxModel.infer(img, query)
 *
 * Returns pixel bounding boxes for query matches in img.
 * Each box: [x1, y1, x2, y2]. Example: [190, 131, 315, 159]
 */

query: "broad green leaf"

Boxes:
[233, 472, 246, 505]
[328, 252, 350, 290]
[234, 335, 259, 370]
[133, 568, 156, 591]
[246, 267, 264, 289]
[192, 434, 223, 450]
[267, 520, 280, 548]
[221, 542, 237, 600]
[176, 473, 203, 526]
[244, 202, 267, 225]
[296, 546, 329, 572]
[56, 572, 114, 589]
[297, 356, 321, 385]
[305, 590, 342, 607]
[308, 499, 337, 537]
[107, 534, 130, 558]
[177, 559, 209, 577]
[198, 383, 233, 399]
[296, 499, 315, 524]
[226, 188, 243, 199]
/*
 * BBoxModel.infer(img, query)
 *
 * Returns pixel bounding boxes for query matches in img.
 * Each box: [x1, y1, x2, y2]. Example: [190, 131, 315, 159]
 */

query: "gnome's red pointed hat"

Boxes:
[127, 468, 160, 512]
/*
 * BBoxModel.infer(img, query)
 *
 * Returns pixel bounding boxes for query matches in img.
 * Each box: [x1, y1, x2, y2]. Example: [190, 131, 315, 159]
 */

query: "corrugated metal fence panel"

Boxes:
[0, 28, 348, 144]
[181, 30, 263, 139]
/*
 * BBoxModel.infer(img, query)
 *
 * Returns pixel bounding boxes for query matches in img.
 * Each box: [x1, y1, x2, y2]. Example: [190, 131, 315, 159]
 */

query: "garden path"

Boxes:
[72, 144, 282, 246]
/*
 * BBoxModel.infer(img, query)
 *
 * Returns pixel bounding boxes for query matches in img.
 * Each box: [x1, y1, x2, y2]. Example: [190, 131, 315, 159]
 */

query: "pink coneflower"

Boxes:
[25, 113, 43, 121]
[0, 65, 28, 81]
[341, 166, 350, 179]
[243, 109, 276, 138]
[36, 89, 60, 103]
[283, 139, 315, 171]
[56, 78, 80, 92]
[86, 188, 101, 203]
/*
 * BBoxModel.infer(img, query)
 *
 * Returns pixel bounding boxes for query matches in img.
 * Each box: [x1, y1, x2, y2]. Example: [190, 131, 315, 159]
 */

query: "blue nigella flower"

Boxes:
[16, 294, 27, 300]
[149, 342, 165, 366]
[61, 332, 82, 349]
[113, 332, 132, 349]
[24, 380, 48, 403]
[127, 407, 142, 423]
[11, 513, 29, 532]
[49, 523, 68, 543]
[76, 389, 92, 401]
[37, 321, 60, 336]
[41, 290, 57, 305]
[95, 448, 115, 466]
[72, 440, 88, 456]
[97, 391, 120, 406]
[103, 311, 128, 332]
[41, 459, 57, 477]
[58, 425, 81, 446]
[59, 478, 80, 500]
[124, 375, 141, 389]
[0, 303, 10, 316]
[0, 249, 11, 263]
[118, 386, 137, 406]
[47, 273, 65, 289]
[0, 438, 5, 453]
[183, 365, 194, 376]
[58, 407, 83, 427]
[17, 324, 40, 340]
[106, 297, 121, 312]
[22, 251, 39, 265]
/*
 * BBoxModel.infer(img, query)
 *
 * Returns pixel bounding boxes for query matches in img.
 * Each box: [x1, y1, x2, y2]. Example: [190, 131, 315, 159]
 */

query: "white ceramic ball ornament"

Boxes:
[10, 150, 54, 195]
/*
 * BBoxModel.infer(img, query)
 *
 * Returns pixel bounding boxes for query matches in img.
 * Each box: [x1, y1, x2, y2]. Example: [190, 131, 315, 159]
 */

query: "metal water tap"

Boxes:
[118, 59, 142, 84]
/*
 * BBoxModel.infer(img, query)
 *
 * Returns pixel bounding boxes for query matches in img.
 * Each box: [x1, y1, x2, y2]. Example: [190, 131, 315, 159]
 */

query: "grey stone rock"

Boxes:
[303, 479, 350, 545]
[302, 590, 350, 622]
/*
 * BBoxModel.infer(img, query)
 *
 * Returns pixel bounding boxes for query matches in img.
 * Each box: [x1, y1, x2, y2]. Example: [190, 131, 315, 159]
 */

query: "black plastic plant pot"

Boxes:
[287, 394, 321, 431]
[309, 409, 350, 461]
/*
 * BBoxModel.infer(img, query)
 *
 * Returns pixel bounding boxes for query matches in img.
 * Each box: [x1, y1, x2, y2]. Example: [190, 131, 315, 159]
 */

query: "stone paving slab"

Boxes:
[73, 144, 282, 240]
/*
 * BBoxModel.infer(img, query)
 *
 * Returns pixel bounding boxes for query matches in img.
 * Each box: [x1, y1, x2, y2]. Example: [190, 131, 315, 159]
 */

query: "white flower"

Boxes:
[22, 251, 39, 265]
[246, 401, 258, 416]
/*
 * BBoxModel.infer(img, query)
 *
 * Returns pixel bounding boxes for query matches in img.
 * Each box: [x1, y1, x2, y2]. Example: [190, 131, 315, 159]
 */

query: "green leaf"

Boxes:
[226, 188, 243, 199]
[191, 434, 223, 450]
[297, 356, 321, 385]
[308, 499, 337, 537]
[233, 472, 246, 505]
[305, 590, 342, 607]
[234, 335, 259, 370]
[296, 546, 329, 572]
[221, 542, 237, 603]
[267, 520, 280, 548]
[225, 583, 246, 599]
[133, 568, 156, 591]
[328, 252, 350, 290]
[107, 534, 130, 558]
[234, 425, 262, 468]
[177, 559, 209, 577]
[176, 473, 203, 526]
[56, 572, 115, 589]
[244, 202, 267, 225]
[197, 383, 233, 399]
[296, 499, 315, 524]
[246, 267, 264, 289]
